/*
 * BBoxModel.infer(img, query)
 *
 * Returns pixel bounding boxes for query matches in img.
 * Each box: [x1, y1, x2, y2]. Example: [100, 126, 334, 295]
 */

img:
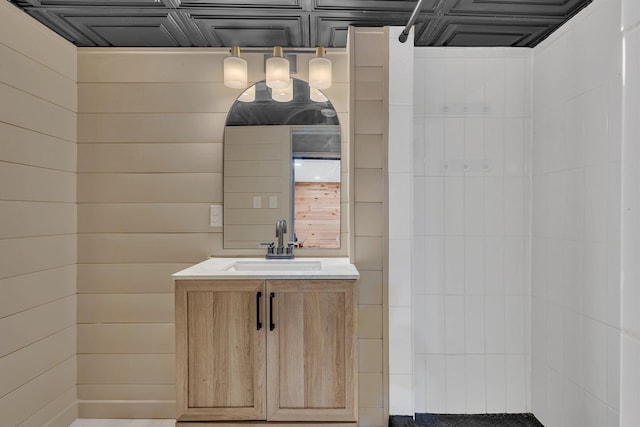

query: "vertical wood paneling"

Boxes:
[0, 2, 77, 425]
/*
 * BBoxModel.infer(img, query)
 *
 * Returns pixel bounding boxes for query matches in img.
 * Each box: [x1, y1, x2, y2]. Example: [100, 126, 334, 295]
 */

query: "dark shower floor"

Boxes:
[390, 413, 544, 427]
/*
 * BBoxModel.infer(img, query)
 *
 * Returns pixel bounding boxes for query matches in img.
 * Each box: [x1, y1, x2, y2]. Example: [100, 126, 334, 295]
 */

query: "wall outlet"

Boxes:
[253, 196, 262, 209]
[210, 205, 223, 227]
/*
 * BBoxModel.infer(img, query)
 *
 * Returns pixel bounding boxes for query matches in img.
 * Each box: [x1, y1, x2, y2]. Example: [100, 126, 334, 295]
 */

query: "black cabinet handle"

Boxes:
[269, 292, 275, 331]
[256, 292, 262, 331]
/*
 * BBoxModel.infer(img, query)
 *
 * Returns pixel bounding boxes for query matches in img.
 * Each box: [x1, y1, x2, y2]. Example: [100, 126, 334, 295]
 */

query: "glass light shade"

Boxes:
[310, 87, 328, 103]
[272, 78, 293, 102]
[266, 47, 290, 89]
[309, 56, 331, 89]
[238, 85, 255, 102]
[223, 55, 247, 89]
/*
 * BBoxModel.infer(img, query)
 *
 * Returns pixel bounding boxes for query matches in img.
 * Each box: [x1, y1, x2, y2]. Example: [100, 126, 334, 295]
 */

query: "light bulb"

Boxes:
[310, 87, 328, 102]
[238, 85, 255, 102]
[266, 46, 290, 89]
[223, 46, 247, 89]
[272, 78, 293, 102]
[309, 47, 331, 89]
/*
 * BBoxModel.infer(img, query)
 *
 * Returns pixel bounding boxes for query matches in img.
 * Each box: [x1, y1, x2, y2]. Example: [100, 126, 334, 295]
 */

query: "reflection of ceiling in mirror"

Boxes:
[294, 159, 341, 183]
[225, 78, 339, 127]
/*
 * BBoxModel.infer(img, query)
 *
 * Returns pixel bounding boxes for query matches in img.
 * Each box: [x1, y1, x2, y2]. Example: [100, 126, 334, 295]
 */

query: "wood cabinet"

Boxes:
[175, 279, 357, 426]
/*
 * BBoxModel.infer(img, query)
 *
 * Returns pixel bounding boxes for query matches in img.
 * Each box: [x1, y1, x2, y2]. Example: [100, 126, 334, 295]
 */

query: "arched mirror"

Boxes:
[223, 78, 341, 250]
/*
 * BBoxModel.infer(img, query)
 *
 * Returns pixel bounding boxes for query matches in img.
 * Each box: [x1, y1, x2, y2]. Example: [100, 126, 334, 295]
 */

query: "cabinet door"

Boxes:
[176, 280, 266, 421]
[266, 280, 357, 422]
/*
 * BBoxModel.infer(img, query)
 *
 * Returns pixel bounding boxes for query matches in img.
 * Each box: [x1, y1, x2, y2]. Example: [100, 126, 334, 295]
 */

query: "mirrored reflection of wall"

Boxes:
[223, 126, 291, 249]
[293, 146, 341, 248]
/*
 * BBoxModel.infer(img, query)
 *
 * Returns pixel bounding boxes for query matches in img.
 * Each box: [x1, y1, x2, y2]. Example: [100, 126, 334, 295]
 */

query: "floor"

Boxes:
[69, 420, 175, 427]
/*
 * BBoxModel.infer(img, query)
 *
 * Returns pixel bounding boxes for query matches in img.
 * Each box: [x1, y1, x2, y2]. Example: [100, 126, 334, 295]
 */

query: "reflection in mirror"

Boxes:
[223, 78, 341, 250]
[292, 128, 340, 248]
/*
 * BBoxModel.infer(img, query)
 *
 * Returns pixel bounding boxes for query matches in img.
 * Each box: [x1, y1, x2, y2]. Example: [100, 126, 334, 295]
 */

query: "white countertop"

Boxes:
[172, 257, 360, 280]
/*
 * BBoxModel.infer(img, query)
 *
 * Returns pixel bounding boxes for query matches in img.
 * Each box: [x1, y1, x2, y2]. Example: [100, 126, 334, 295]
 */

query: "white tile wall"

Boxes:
[531, 1, 623, 427]
[622, 1, 640, 426]
[388, 26, 415, 416]
[413, 47, 531, 414]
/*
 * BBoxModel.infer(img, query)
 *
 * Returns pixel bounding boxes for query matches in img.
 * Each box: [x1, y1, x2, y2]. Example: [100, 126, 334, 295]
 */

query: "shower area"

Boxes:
[386, 0, 640, 425]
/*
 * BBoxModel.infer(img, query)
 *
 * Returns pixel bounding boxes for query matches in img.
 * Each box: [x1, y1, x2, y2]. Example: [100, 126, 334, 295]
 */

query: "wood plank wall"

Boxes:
[76, 48, 349, 418]
[0, 2, 78, 426]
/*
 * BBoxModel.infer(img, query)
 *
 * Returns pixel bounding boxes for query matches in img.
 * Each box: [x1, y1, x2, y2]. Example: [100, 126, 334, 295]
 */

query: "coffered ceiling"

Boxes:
[8, 0, 592, 48]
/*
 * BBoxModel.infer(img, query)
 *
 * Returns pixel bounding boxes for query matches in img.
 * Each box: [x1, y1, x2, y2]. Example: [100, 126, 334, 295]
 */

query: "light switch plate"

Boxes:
[269, 195, 278, 208]
[210, 205, 223, 227]
[253, 196, 262, 209]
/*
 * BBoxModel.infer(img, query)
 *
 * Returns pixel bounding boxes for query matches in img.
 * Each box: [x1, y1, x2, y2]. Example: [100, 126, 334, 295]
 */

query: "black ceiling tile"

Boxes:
[423, 15, 561, 47]
[190, 12, 306, 47]
[312, 0, 438, 13]
[15, 0, 170, 6]
[179, 0, 303, 8]
[168, 10, 209, 46]
[40, 9, 197, 47]
[448, 0, 593, 18]
[25, 8, 95, 45]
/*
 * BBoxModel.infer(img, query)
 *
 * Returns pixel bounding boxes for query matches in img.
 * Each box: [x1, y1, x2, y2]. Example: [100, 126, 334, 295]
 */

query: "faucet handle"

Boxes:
[285, 241, 296, 257]
[261, 242, 275, 255]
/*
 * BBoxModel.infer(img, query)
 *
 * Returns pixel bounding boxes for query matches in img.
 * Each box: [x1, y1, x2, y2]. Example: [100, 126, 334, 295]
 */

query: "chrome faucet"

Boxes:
[262, 219, 294, 259]
[276, 219, 286, 250]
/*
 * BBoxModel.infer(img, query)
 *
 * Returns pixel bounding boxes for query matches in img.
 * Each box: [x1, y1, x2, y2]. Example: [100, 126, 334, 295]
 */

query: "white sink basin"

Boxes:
[226, 260, 322, 272]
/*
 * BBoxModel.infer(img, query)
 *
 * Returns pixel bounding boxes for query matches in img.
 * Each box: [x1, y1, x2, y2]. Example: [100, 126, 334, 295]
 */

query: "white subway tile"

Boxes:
[414, 354, 426, 413]
[389, 239, 412, 307]
[464, 237, 484, 294]
[425, 354, 447, 413]
[445, 355, 466, 412]
[486, 355, 506, 412]
[389, 374, 414, 415]
[413, 294, 427, 354]
[506, 355, 527, 412]
[484, 236, 504, 295]
[504, 237, 525, 295]
[414, 117, 425, 177]
[425, 236, 446, 294]
[424, 295, 445, 354]
[504, 118, 525, 176]
[425, 118, 445, 175]
[424, 59, 446, 116]
[445, 236, 465, 295]
[583, 317, 607, 402]
[485, 296, 505, 354]
[444, 177, 465, 235]
[545, 303, 563, 374]
[465, 295, 485, 354]
[583, 391, 608, 427]
[484, 176, 505, 235]
[546, 368, 564, 427]
[505, 296, 525, 354]
[465, 355, 486, 413]
[563, 310, 584, 387]
[445, 296, 465, 354]
[464, 177, 484, 236]
[483, 118, 505, 176]
[425, 177, 445, 235]
[414, 177, 426, 236]
[563, 379, 583, 427]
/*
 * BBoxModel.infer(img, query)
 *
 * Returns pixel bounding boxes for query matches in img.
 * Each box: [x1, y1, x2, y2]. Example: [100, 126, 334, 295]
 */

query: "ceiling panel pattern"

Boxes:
[9, 0, 592, 48]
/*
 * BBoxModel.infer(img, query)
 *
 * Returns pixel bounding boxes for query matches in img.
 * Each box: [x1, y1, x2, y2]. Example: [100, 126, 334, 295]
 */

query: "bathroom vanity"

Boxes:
[173, 258, 360, 426]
